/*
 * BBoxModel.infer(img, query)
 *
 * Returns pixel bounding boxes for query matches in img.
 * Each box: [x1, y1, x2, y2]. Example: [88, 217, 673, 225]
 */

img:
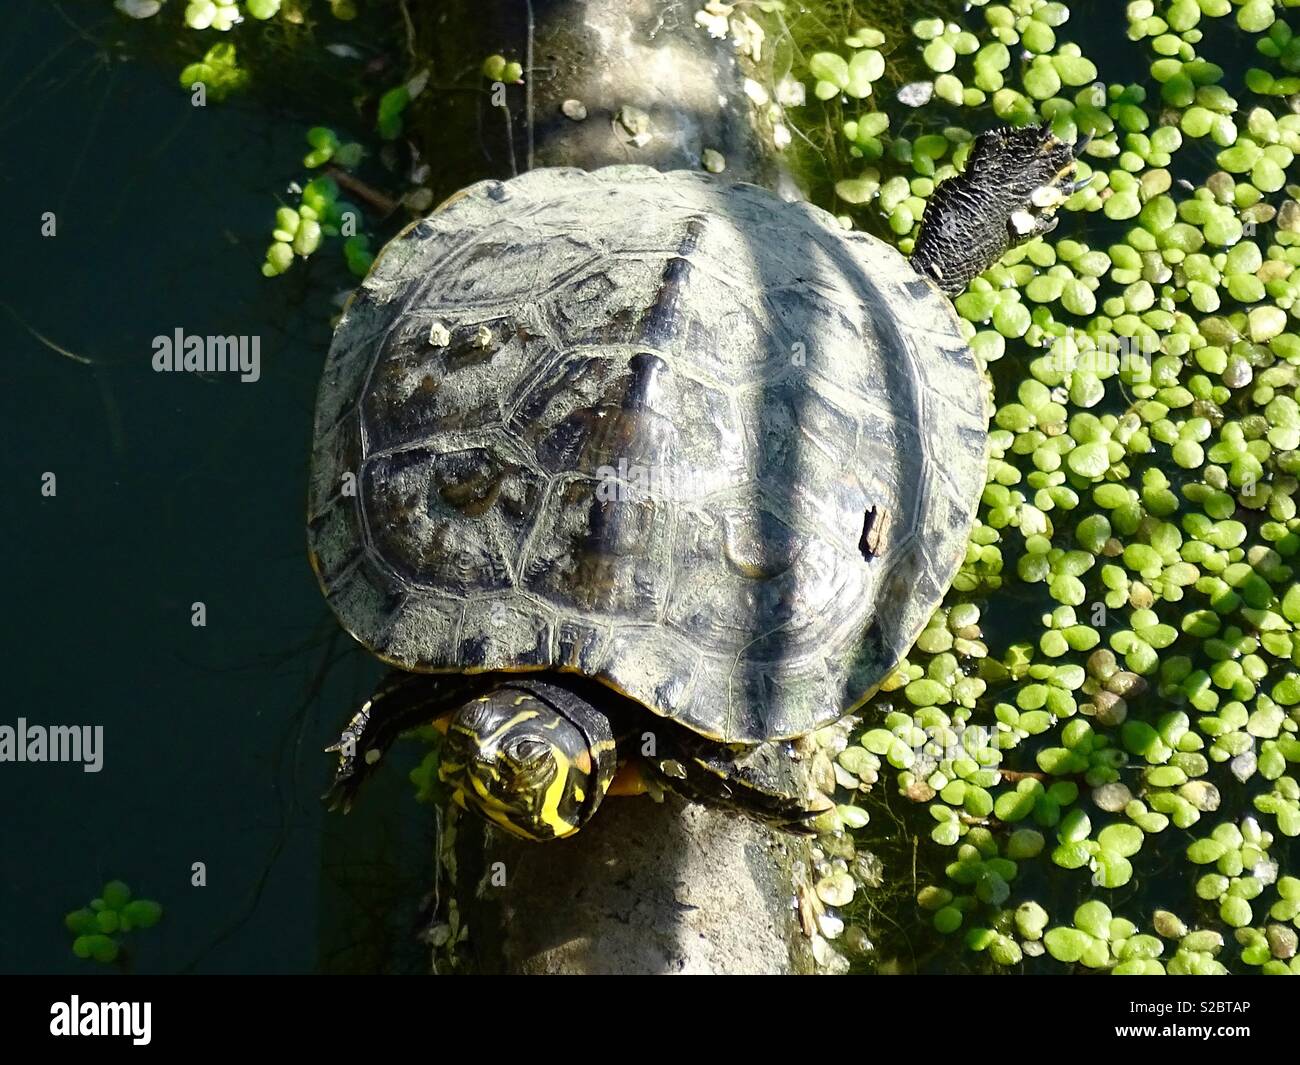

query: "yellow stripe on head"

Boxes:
[536, 749, 578, 837]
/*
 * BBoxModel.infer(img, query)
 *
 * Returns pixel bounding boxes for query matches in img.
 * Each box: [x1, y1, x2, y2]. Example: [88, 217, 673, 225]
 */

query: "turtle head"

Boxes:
[911, 123, 1089, 295]
[439, 682, 617, 840]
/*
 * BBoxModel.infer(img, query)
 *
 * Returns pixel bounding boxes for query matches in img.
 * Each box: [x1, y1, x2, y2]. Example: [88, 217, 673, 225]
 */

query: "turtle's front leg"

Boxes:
[325, 671, 495, 811]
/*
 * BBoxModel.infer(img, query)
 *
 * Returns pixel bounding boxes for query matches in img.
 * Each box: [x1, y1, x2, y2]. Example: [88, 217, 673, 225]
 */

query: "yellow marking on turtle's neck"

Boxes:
[483, 802, 543, 840]
[466, 775, 546, 840]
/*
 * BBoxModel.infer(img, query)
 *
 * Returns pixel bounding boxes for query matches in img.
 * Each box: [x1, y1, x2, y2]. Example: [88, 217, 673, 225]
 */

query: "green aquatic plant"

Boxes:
[407, 724, 446, 806]
[810, 43, 886, 101]
[262, 173, 373, 278]
[304, 127, 365, 170]
[118, 0, 358, 102]
[64, 881, 163, 966]
[115, 0, 281, 29]
[1188, 816, 1274, 927]
[117, 0, 356, 26]
[1043, 900, 1155, 970]
[185, 0, 265, 29]
[482, 54, 525, 85]
[377, 85, 411, 140]
[178, 42, 249, 101]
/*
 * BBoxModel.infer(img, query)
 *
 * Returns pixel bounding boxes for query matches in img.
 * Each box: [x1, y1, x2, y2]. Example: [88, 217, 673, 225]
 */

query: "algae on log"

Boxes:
[320, 0, 819, 975]
[523, 0, 788, 185]
[418, 0, 794, 193]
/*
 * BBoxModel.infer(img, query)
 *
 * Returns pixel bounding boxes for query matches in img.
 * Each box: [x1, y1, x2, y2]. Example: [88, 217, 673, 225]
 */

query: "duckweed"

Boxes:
[64, 881, 163, 966]
[761, 0, 1300, 974]
[262, 174, 372, 279]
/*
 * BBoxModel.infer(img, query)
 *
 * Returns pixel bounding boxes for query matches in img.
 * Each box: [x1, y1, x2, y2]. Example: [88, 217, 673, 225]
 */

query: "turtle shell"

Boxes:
[308, 166, 987, 744]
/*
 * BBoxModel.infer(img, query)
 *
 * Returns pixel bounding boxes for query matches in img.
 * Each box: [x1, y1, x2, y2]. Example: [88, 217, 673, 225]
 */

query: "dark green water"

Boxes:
[0, 0, 394, 973]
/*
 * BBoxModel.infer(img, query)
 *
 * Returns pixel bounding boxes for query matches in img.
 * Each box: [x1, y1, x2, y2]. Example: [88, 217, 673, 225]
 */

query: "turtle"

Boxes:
[308, 123, 1086, 841]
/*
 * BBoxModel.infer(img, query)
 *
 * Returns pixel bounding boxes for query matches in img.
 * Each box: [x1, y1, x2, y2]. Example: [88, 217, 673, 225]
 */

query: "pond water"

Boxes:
[1, 0, 397, 973]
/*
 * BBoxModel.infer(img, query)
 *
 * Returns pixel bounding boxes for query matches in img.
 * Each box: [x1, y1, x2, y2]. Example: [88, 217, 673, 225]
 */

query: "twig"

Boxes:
[1, 301, 99, 365]
[525, 0, 535, 171]
[997, 768, 1052, 783]
[398, 0, 418, 60]
[325, 166, 402, 216]
[503, 103, 518, 178]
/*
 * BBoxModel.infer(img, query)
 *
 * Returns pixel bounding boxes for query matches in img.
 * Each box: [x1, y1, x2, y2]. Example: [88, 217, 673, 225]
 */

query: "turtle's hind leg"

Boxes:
[638, 732, 829, 835]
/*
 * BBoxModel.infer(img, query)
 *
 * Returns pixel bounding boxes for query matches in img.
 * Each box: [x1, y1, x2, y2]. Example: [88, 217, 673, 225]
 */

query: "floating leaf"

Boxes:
[1044, 926, 1090, 963]
[1097, 824, 1143, 858]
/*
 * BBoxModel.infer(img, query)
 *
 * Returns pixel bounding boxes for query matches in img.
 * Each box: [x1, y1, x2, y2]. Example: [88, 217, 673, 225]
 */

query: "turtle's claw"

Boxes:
[322, 770, 358, 814]
[1028, 159, 1090, 210]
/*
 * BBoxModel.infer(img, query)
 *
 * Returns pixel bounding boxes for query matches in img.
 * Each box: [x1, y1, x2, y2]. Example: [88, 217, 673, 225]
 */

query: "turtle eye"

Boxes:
[507, 738, 552, 767]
